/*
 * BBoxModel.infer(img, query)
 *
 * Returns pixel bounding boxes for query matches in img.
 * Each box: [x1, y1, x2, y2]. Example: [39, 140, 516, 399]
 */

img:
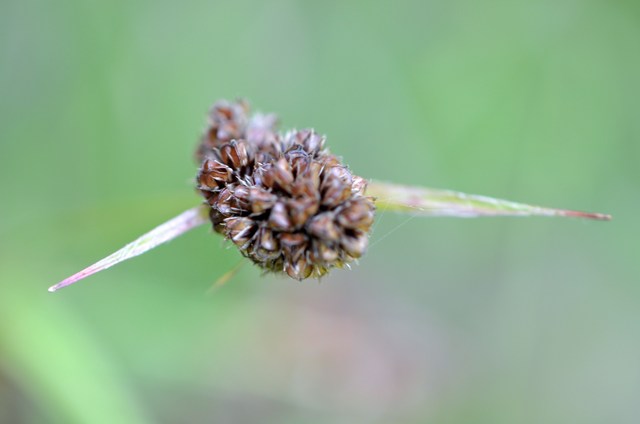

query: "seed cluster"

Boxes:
[196, 100, 375, 280]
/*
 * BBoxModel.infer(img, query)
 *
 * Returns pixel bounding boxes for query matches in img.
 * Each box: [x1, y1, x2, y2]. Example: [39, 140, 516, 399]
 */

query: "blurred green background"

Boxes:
[1, 0, 638, 423]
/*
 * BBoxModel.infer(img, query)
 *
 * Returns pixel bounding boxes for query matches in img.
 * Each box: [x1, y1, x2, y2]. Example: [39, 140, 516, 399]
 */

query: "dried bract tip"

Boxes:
[196, 99, 375, 280]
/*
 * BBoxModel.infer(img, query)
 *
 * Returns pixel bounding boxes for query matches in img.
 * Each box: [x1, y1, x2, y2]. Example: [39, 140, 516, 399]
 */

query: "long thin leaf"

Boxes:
[48, 206, 209, 292]
[367, 181, 611, 220]
[49, 182, 610, 292]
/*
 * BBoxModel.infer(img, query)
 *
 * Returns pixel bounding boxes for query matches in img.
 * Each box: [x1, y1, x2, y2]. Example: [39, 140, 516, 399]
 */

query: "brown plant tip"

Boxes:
[196, 99, 375, 280]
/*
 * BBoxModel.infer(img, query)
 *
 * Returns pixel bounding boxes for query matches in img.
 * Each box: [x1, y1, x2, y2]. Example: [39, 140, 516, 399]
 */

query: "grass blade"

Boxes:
[48, 206, 209, 292]
[367, 181, 611, 220]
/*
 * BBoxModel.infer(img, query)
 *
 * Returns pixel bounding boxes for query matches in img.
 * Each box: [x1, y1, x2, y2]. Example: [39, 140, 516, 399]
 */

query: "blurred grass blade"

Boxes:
[48, 205, 209, 292]
[206, 260, 245, 295]
[367, 181, 611, 220]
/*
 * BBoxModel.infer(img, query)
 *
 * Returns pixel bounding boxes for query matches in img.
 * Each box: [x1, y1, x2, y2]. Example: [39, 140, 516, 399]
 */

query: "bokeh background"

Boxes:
[1, 0, 638, 423]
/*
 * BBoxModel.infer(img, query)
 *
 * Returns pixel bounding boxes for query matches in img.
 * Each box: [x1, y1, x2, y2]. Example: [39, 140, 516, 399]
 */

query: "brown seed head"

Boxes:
[196, 99, 375, 280]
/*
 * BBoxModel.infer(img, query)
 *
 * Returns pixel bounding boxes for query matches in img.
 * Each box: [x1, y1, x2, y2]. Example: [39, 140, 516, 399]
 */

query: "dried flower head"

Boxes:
[196, 100, 375, 280]
[48, 98, 610, 293]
